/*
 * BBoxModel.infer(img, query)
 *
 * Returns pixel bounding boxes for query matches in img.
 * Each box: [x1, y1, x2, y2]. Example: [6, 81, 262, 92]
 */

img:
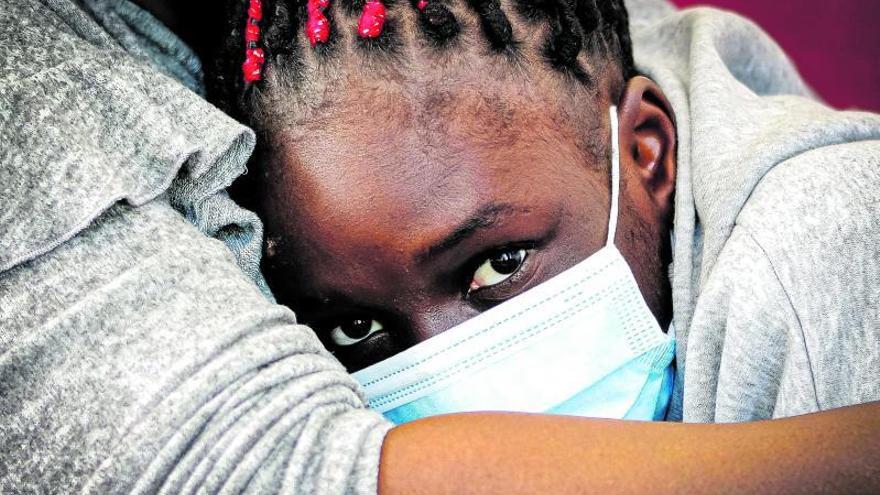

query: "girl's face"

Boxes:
[255, 70, 675, 372]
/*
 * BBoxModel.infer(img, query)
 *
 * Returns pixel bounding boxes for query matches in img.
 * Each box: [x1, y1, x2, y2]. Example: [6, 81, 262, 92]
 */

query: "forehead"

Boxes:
[277, 45, 605, 157]
[261, 70, 607, 283]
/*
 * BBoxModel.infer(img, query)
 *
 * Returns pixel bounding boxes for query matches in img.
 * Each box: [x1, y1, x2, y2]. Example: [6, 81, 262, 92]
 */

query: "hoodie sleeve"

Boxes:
[0, 199, 393, 494]
[1, 2, 392, 491]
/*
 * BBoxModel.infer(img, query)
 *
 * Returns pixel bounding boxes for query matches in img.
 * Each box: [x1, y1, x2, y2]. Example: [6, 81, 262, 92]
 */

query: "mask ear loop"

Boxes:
[606, 106, 621, 247]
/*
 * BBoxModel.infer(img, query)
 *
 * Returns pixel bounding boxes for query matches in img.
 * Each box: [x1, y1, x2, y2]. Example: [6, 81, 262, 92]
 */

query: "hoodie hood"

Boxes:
[631, 7, 880, 418]
[0, 0, 270, 296]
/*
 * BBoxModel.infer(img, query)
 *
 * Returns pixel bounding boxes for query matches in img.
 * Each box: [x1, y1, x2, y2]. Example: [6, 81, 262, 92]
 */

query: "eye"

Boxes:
[468, 248, 528, 294]
[329, 319, 384, 346]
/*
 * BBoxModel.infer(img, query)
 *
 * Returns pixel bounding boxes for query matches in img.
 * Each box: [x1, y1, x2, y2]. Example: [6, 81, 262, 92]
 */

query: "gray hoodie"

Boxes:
[1, 0, 878, 494]
[631, 8, 880, 421]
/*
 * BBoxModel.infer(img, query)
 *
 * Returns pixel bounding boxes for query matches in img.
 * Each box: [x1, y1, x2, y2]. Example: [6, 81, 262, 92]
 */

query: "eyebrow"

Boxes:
[415, 202, 521, 263]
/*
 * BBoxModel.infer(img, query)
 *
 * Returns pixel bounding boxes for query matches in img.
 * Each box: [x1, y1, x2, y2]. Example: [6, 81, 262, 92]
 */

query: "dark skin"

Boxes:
[381, 407, 880, 494]
[138, 3, 880, 492]
[260, 68, 676, 371]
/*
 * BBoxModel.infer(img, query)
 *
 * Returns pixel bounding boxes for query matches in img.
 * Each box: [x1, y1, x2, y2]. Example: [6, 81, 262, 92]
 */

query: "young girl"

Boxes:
[207, 0, 880, 425]
[2, 0, 877, 493]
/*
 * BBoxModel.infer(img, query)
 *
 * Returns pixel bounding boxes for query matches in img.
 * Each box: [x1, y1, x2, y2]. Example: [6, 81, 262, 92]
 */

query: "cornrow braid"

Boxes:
[467, 0, 516, 52]
[543, 0, 589, 82]
[573, 0, 600, 40]
[596, 0, 634, 77]
[206, 0, 636, 124]
[413, 0, 461, 47]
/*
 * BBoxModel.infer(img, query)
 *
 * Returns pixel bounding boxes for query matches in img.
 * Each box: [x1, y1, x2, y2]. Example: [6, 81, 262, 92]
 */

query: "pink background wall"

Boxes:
[672, 0, 880, 112]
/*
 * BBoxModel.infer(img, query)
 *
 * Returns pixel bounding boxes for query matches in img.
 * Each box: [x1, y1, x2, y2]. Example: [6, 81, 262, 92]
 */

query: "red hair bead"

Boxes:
[244, 22, 260, 42]
[306, 13, 330, 46]
[309, 0, 330, 13]
[358, 0, 386, 38]
[242, 58, 263, 83]
[247, 47, 265, 63]
[306, 0, 331, 47]
[417, 0, 428, 11]
[248, 2, 263, 21]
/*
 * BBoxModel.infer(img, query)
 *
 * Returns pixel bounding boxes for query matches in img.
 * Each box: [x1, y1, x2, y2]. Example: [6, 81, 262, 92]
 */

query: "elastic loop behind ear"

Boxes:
[606, 106, 620, 247]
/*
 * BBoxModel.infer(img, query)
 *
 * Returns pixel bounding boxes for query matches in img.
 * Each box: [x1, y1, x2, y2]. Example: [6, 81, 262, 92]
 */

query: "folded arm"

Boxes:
[381, 403, 880, 494]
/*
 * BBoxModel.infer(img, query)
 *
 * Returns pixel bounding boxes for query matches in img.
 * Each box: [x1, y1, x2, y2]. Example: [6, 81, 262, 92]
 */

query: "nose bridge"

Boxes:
[398, 298, 477, 346]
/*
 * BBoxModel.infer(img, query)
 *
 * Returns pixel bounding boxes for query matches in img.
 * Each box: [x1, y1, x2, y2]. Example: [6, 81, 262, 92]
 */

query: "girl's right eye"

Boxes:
[467, 248, 528, 295]
[329, 319, 384, 346]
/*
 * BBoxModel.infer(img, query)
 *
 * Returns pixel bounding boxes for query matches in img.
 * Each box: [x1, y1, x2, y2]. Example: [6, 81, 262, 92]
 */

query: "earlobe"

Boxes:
[616, 76, 677, 217]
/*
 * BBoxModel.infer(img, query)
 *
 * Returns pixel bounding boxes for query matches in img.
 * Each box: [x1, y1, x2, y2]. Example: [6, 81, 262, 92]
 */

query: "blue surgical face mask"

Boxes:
[352, 107, 675, 424]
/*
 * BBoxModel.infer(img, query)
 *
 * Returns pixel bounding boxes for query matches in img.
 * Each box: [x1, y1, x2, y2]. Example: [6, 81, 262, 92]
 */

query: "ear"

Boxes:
[616, 76, 677, 221]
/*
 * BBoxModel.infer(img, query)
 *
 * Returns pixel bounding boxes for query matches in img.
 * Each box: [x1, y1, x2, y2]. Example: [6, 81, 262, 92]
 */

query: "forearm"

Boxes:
[379, 403, 880, 494]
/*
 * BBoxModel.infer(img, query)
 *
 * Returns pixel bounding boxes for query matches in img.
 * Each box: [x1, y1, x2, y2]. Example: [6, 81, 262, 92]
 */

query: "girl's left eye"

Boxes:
[468, 248, 528, 294]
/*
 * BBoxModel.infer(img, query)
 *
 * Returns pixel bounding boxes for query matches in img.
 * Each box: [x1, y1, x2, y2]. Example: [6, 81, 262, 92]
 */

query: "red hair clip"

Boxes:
[242, 0, 265, 83]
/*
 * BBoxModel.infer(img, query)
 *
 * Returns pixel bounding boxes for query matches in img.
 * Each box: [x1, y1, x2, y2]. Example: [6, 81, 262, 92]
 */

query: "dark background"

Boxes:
[673, 0, 880, 112]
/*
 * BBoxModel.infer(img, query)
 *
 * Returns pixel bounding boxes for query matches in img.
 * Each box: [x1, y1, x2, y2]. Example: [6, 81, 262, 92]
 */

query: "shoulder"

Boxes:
[700, 140, 880, 415]
[0, 199, 387, 492]
[736, 139, 880, 304]
[684, 227, 807, 421]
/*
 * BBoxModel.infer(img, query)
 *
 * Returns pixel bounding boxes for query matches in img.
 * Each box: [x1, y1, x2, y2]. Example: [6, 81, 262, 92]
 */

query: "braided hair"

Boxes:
[206, 0, 636, 130]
